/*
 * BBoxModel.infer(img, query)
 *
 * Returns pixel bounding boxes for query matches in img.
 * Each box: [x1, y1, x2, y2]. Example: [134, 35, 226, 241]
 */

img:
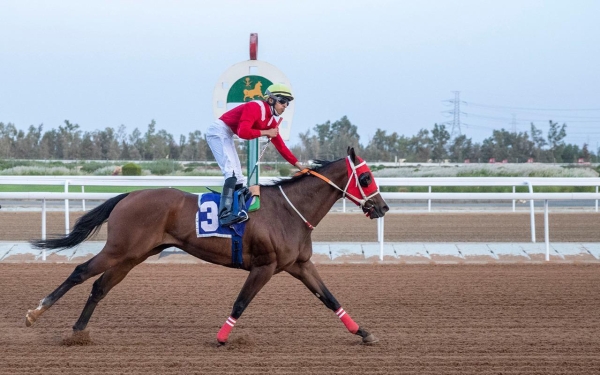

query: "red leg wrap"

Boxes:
[217, 316, 236, 343]
[335, 307, 359, 334]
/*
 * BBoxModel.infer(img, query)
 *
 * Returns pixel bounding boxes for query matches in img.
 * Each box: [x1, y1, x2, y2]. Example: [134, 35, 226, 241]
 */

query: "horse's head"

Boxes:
[344, 147, 389, 219]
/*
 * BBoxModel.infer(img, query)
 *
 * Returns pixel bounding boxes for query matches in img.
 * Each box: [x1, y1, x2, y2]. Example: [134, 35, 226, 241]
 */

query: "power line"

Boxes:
[467, 102, 600, 112]
[468, 107, 600, 119]
[466, 113, 600, 123]
[439, 95, 600, 147]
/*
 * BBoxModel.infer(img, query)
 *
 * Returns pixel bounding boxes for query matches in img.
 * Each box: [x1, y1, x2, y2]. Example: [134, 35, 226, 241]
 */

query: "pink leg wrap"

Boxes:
[217, 316, 237, 343]
[335, 307, 359, 334]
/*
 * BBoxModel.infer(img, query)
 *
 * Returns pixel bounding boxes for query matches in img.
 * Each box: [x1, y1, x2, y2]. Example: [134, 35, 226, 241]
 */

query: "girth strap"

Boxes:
[231, 230, 243, 268]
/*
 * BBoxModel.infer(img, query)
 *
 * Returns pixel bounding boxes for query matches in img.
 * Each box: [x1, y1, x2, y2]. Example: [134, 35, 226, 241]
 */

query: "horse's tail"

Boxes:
[30, 193, 130, 250]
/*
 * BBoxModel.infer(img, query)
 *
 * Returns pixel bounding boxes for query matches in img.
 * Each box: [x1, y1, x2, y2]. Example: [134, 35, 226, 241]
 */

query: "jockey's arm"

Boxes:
[260, 128, 279, 138]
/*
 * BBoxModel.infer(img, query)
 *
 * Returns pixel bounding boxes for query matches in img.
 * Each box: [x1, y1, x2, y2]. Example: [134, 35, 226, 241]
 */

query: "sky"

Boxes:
[1, 0, 600, 148]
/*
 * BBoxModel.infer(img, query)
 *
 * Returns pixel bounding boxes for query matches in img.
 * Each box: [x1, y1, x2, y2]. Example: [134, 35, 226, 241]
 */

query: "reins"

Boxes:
[278, 185, 314, 230]
[278, 156, 382, 230]
[247, 139, 271, 184]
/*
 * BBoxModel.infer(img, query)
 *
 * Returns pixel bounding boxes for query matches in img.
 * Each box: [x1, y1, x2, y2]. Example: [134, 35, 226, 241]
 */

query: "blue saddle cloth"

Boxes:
[195, 193, 252, 268]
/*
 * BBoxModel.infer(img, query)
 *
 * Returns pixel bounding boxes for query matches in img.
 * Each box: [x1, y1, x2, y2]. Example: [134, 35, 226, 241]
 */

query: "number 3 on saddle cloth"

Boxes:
[195, 189, 260, 268]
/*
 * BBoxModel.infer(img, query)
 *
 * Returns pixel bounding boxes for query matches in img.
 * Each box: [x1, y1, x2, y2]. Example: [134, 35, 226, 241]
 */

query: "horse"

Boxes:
[25, 147, 389, 345]
[243, 81, 263, 101]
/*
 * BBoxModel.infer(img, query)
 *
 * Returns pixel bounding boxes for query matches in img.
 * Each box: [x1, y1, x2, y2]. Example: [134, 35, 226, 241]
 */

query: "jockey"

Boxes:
[206, 83, 304, 227]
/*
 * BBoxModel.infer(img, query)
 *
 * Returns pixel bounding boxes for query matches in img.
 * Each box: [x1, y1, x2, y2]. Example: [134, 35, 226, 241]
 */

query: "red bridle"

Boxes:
[342, 155, 380, 206]
[280, 156, 382, 229]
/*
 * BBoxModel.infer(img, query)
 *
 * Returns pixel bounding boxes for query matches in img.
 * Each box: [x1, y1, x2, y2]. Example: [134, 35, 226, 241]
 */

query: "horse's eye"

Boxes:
[359, 172, 372, 187]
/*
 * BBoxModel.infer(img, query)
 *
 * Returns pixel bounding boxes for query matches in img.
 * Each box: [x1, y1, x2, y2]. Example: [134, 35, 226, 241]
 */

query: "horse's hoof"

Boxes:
[25, 310, 37, 327]
[362, 333, 379, 345]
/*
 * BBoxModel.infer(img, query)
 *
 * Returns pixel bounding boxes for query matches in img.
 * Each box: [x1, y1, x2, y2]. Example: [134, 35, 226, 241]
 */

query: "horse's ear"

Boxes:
[347, 147, 357, 164]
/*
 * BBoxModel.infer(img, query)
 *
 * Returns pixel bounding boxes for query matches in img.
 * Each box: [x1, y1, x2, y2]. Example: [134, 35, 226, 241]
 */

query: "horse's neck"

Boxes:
[277, 164, 348, 228]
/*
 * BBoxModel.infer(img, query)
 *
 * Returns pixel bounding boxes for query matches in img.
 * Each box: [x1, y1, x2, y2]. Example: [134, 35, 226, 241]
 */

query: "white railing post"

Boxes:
[81, 185, 86, 211]
[42, 199, 47, 261]
[64, 180, 70, 235]
[544, 199, 550, 261]
[428, 186, 432, 212]
[378, 217, 384, 261]
[342, 197, 346, 213]
[512, 186, 516, 212]
[527, 181, 536, 243]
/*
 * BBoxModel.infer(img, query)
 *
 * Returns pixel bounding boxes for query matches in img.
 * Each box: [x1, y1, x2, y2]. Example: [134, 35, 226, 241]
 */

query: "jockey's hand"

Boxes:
[294, 162, 305, 170]
[262, 128, 279, 138]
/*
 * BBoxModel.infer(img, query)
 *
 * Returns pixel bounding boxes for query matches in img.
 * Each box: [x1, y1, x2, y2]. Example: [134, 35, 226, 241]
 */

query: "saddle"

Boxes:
[195, 186, 260, 268]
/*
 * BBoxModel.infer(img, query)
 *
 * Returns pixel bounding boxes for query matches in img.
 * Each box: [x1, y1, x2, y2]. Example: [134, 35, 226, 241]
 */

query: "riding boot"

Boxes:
[219, 176, 247, 227]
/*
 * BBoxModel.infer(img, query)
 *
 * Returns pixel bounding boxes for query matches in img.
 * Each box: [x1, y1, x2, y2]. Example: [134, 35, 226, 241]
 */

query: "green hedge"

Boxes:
[278, 165, 292, 177]
[122, 163, 142, 176]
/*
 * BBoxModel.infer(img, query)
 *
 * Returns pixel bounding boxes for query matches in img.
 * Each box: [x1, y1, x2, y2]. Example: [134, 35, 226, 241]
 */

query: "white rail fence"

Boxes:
[1, 176, 600, 262]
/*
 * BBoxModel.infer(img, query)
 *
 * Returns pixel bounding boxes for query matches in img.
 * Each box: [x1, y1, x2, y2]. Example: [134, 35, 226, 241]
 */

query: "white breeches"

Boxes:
[206, 119, 246, 186]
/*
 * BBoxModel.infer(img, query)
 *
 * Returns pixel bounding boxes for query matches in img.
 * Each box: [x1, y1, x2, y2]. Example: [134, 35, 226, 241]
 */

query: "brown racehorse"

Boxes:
[25, 147, 389, 345]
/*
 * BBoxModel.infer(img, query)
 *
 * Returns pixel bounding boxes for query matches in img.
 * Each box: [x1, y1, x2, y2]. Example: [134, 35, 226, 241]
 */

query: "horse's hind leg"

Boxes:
[72, 249, 159, 332]
[285, 260, 378, 344]
[216, 263, 276, 345]
[25, 250, 123, 327]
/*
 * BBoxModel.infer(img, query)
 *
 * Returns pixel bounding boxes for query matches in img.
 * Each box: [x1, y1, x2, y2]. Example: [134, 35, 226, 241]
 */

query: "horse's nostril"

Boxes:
[383, 205, 389, 212]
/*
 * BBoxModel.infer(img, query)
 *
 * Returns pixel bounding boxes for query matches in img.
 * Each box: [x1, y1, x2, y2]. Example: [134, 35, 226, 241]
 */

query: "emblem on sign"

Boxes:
[227, 75, 274, 104]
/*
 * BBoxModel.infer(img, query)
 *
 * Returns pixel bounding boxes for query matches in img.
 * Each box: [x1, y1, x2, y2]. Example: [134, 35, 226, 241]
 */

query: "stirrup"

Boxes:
[220, 210, 249, 227]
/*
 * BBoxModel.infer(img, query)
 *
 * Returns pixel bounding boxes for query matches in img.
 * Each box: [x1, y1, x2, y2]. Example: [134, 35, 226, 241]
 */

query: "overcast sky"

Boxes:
[2, 0, 600, 148]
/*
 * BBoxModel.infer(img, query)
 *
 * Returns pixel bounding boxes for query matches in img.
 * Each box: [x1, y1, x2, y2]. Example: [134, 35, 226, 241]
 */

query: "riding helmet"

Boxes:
[264, 83, 294, 101]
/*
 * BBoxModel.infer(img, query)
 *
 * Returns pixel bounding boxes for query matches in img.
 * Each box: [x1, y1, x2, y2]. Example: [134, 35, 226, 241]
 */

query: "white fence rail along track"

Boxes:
[1, 176, 600, 262]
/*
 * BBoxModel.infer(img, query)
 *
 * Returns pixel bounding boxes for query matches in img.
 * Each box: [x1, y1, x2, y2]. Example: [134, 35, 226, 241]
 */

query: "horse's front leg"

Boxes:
[216, 262, 276, 345]
[285, 260, 378, 344]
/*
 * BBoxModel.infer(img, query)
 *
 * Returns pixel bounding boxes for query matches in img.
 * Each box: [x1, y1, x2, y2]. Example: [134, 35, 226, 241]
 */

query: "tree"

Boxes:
[530, 123, 547, 162]
[57, 120, 82, 159]
[299, 116, 361, 161]
[129, 127, 143, 159]
[430, 124, 450, 162]
[408, 129, 431, 162]
[298, 129, 321, 161]
[581, 143, 590, 162]
[0, 122, 18, 158]
[561, 144, 580, 163]
[547, 120, 567, 162]
[363, 129, 400, 162]
[93, 127, 120, 160]
[449, 134, 469, 162]
[329, 116, 361, 159]
[14, 125, 42, 159]
[80, 132, 95, 159]
[180, 130, 212, 160]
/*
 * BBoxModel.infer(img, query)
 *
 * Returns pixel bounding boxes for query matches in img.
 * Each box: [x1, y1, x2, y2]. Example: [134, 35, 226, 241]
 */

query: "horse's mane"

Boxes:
[264, 159, 338, 187]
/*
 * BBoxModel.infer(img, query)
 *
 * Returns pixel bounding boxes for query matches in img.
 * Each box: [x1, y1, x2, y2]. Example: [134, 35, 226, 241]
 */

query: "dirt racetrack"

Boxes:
[2, 210, 600, 373]
[2, 263, 600, 374]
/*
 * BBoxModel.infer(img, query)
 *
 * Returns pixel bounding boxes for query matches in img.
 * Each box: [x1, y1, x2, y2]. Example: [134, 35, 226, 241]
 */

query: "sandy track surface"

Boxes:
[2, 263, 599, 374]
[1, 211, 600, 242]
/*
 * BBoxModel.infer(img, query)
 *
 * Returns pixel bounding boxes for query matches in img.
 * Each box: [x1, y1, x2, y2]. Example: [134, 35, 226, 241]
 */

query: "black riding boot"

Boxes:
[219, 176, 247, 227]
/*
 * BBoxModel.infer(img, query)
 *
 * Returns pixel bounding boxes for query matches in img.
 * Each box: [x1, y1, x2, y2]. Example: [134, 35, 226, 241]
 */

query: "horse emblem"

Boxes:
[243, 81, 263, 101]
